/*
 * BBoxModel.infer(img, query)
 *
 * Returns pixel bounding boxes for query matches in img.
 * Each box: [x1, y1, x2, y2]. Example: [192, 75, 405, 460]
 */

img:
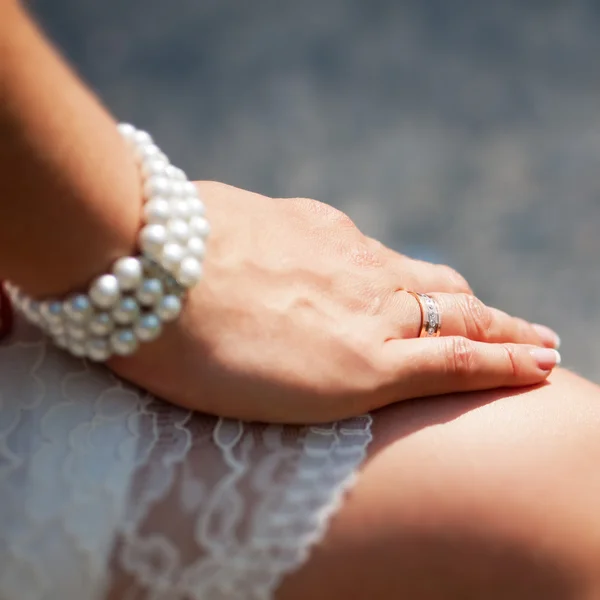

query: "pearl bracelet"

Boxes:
[6, 123, 210, 361]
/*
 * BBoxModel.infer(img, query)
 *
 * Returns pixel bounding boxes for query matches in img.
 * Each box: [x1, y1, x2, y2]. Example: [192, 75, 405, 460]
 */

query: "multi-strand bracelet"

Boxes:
[5, 123, 210, 361]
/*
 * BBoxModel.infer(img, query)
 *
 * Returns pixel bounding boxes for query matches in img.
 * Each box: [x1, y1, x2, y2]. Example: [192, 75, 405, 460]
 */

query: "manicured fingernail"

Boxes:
[530, 347, 561, 370]
[532, 324, 561, 349]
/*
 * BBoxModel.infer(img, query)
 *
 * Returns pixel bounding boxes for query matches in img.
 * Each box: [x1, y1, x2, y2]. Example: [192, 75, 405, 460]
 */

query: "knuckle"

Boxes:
[366, 237, 385, 252]
[440, 265, 472, 293]
[287, 197, 318, 212]
[461, 295, 493, 339]
[302, 198, 355, 227]
[445, 336, 477, 377]
[502, 344, 521, 378]
[289, 196, 315, 206]
[348, 242, 383, 269]
[329, 208, 356, 228]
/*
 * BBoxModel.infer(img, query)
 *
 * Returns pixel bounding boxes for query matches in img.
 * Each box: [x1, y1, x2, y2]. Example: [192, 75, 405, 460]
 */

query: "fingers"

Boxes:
[383, 252, 473, 295]
[430, 292, 560, 348]
[376, 336, 561, 405]
[385, 291, 560, 348]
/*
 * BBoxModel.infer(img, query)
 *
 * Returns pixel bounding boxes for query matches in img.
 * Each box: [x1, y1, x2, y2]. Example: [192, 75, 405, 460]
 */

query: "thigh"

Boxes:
[278, 370, 600, 600]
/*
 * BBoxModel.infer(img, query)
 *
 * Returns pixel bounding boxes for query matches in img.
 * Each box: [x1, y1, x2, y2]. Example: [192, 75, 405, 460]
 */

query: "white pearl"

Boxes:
[89, 312, 114, 336]
[161, 243, 185, 271]
[140, 224, 168, 257]
[134, 143, 161, 164]
[155, 151, 169, 164]
[66, 322, 88, 342]
[172, 199, 191, 220]
[63, 294, 93, 323]
[133, 130, 153, 147]
[112, 296, 141, 325]
[170, 180, 185, 198]
[144, 175, 171, 199]
[68, 340, 87, 358]
[110, 329, 139, 356]
[187, 236, 206, 259]
[86, 337, 111, 361]
[165, 165, 186, 181]
[117, 123, 136, 140]
[141, 157, 169, 178]
[156, 295, 182, 322]
[182, 181, 198, 197]
[134, 313, 162, 342]
[189, 216, 211, 239]
[177, 256, 203, 287]
[40, 300, 64, 325]
[90, 275, 121, 309]
[136, 278, 164, 306]
[187, 197, 205, 217]
[112, 257, 143, 291]
[143, 198, 171, 224]
[167, 219, 190, 243]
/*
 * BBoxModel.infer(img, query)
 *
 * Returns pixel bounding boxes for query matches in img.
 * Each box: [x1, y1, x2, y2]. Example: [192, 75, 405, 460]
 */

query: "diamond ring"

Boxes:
[407, 292, 442, 338]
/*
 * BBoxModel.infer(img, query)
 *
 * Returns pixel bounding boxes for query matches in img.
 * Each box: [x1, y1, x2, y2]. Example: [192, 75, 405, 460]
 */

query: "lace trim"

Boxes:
[118, 415, 372, 599]
[0, 320, 373, 600]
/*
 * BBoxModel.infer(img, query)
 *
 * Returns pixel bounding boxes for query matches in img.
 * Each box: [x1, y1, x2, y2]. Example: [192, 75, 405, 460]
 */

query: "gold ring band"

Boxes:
[407, 292, 442, 338]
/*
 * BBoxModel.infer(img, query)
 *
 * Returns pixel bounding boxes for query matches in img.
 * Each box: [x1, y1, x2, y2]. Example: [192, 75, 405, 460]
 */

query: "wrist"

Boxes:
[7, 124, 209, 361]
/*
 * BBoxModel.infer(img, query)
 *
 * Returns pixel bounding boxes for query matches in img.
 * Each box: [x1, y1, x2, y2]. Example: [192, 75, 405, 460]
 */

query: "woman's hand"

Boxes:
[0, 6, 559, 423]
[109, 182, 560, 423]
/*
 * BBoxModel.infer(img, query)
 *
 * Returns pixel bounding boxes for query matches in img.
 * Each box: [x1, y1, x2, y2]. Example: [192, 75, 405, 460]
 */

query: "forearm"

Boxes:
[0, 1, 141, 297]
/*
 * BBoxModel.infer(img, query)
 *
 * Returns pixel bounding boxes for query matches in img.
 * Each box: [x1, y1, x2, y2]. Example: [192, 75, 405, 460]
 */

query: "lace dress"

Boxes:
[0, 318, 373, 600]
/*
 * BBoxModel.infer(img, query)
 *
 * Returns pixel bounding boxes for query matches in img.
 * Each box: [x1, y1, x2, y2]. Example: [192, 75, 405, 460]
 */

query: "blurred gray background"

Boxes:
[30, 0, 600, 379]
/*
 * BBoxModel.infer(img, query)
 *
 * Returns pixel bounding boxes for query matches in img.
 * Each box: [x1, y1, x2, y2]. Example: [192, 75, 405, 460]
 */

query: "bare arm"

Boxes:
[0, 0, 140, 297]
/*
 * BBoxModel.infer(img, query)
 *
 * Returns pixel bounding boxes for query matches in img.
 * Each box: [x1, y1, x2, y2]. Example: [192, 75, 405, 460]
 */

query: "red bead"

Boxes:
[0, 282, 14, 340]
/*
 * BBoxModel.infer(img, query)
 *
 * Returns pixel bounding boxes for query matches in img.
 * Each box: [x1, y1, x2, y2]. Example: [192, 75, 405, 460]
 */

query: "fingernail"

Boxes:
[530, 347, 561, 371]
[532, 324, 561, 349]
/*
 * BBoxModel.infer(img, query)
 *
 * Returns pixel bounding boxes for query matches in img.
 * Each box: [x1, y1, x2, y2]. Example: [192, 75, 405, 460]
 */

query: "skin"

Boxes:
[276, 369, 600, 600]
[2, 2, 597, 597]
[110, 181, 561, 423]
[0, 4, 563, 421]
[105, 368, 600, 599]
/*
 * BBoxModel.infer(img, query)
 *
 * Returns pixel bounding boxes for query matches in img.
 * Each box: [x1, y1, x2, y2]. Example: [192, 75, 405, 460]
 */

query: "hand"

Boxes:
[109, 182, 560, 423]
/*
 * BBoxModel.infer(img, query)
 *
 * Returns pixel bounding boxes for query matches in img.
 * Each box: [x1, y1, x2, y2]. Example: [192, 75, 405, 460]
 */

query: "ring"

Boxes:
[407, 292, 442, 338]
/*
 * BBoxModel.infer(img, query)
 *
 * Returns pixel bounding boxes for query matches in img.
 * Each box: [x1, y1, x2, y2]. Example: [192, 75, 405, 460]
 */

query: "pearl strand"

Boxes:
[6, 124, 209, 361]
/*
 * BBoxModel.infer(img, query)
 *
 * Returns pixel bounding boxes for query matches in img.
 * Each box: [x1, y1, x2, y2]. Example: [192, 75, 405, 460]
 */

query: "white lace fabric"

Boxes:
[0, 320, 373, 600]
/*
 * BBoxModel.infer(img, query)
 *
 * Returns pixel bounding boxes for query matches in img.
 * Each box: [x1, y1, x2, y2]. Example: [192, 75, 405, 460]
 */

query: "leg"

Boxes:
[279, 369, 600, 600]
